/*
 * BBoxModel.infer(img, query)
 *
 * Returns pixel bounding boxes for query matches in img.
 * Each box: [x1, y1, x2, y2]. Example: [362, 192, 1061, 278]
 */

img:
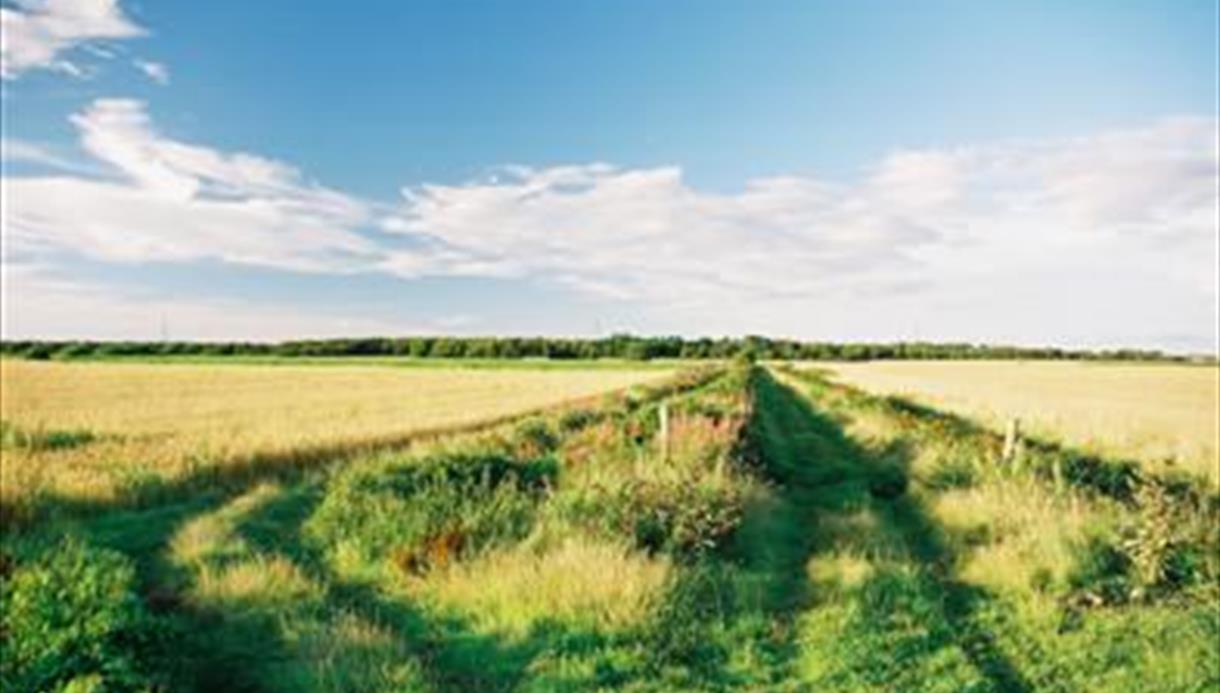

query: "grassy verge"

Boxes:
[2, 363, 1213, 691]
[2, 365, 746, 691]
[773, 366, 1218, 691]
[0, 365, 698, 529]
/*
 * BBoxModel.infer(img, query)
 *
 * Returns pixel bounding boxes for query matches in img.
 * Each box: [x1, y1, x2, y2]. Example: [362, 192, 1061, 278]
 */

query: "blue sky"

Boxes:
[2, 0, 1217, 350]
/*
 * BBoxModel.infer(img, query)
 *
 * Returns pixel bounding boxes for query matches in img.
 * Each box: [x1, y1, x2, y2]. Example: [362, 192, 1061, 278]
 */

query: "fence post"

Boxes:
[658, 403, 670, 462]
[1002, 417, 1021, 467]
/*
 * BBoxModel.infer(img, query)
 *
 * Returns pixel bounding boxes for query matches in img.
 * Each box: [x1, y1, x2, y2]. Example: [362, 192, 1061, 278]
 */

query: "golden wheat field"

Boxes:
[0, 359, 668, 507]
[821, 360, 1220, 483]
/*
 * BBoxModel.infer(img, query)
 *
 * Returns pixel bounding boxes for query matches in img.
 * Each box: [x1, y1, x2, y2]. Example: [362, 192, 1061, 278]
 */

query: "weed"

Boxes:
[0, 538, 166, 692]
[514, 418, 560, 458]
[0, 420, 96, 451]
[307, 451, 556, 566]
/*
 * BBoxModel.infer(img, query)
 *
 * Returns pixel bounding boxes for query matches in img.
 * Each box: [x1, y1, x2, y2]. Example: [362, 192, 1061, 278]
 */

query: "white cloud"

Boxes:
[4, 99, 380, 272]
[1, 138, 96, 173]
[132, 58, 167, 84]
[0, 0, 144, 79]
[383, 117, 1217, 311]
[1, 100, 1216, 349]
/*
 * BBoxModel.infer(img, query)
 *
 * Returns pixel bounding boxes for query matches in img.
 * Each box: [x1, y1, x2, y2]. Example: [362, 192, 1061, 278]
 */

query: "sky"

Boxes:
[1, 0, 1217, 351]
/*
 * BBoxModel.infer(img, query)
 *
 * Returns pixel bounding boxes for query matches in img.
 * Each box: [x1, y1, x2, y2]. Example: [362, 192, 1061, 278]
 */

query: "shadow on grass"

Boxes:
[232, 480, 577, 692]
[608, 367, 879, 689]
[1, 369, 723, 531]
[71, 494, 284, 691]
[788, 366, 1219, 507]
[0, 370, 728, 692]
[66, 477, 549, 691]
[2, 408, 553, 529]
[753, 369, 1033, 692]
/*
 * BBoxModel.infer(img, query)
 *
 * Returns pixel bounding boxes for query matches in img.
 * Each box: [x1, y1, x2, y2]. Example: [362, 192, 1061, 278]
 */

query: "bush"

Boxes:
[925, 455, 977, 490]
[562, 479, 744, 559]
[1067, 536, 1133, 606]
[307, 452, 556, 566]
[558, 408, 599, 434]
[513, 418, 559, 457]
[867, 463, 908, 500]
[1057, 453, 1139, 501]
[0, 539, 162, 692]
[1120, 480, 1214, 597]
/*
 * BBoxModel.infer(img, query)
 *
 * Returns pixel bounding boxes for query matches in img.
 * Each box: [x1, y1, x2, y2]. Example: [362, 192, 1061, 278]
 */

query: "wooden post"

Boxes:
[1002, 417, 1021, 466]
[658, 403, 670, 462]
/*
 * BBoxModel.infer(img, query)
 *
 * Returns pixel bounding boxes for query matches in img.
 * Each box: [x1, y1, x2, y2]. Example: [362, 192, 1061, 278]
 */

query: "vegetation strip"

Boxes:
[773, 366, 1218, 690]
[2, 335, 1196, 362]
[779, 365, 1217, 505]
[0, 365, 708, 528]
[1, 363, 1215, 691]
[1, 366, 731, 691]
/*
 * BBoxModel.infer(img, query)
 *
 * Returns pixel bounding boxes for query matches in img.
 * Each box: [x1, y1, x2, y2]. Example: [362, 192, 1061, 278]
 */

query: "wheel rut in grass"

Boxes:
[753, 368, 1032, 692]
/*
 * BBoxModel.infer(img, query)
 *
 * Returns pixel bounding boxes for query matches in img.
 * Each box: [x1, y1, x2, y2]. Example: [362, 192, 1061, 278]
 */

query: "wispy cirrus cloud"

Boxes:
[132, 58, 168, 84]
[0, 0, 144, 79]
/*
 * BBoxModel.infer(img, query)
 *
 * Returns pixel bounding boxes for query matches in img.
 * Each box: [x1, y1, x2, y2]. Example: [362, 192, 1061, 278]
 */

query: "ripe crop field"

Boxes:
[1, 361, 1216, 692]
[822, 360, 1220, 484]
[0, 359, 668, 517]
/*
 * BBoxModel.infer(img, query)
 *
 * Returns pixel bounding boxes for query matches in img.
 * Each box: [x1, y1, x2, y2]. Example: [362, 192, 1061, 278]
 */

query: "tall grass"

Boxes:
[4, 361, 1214, 690]
[0, 360, 673, 525]
[823, 360, 1220, 483]
[778, 366, 1219, 691]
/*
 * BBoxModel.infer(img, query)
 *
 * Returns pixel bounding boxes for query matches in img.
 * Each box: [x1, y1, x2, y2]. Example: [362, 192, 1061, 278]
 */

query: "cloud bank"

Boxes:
[384, 118, 1217, 308]
[3, 98, 1217, 348]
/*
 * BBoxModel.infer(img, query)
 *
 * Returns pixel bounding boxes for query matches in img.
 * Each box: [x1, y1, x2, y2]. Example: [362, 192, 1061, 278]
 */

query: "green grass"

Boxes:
[773, 367, 1218, 691]
[1, 364, 1215, 691]
[0, 420, 97, 451]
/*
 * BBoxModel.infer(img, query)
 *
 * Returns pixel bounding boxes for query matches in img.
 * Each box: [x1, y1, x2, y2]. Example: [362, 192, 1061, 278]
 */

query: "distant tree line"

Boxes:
[0, 335, 1190, 362]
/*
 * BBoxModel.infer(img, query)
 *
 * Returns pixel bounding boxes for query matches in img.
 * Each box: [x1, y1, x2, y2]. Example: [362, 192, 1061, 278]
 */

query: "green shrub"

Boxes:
[307, 452, 556, 563]
[561, 479, 744, 559]
[641, 565, 739, 675]
[513, 418, 559, 457]
[557, 408, 599, 434]
[1068, 536, 1133, 605]
[925, 455, 977, 490]
[867, 463, 908, 500]
[1055, 453, 1139, 501]
[1120, 480, 1214, 598]
[0, 539, 162, 692]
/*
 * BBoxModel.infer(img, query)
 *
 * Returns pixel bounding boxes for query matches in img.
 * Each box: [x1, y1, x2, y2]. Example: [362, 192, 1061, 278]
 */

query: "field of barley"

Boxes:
[0, 359, 668, 515]
[821, 360, 1220, 483]
[1, 359, 1216, 692]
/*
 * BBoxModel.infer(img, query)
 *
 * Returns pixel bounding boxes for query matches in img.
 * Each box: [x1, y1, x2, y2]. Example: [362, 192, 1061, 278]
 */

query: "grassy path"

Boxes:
[752, 368, 1031, 691]
[7, 364, 1211, 691]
